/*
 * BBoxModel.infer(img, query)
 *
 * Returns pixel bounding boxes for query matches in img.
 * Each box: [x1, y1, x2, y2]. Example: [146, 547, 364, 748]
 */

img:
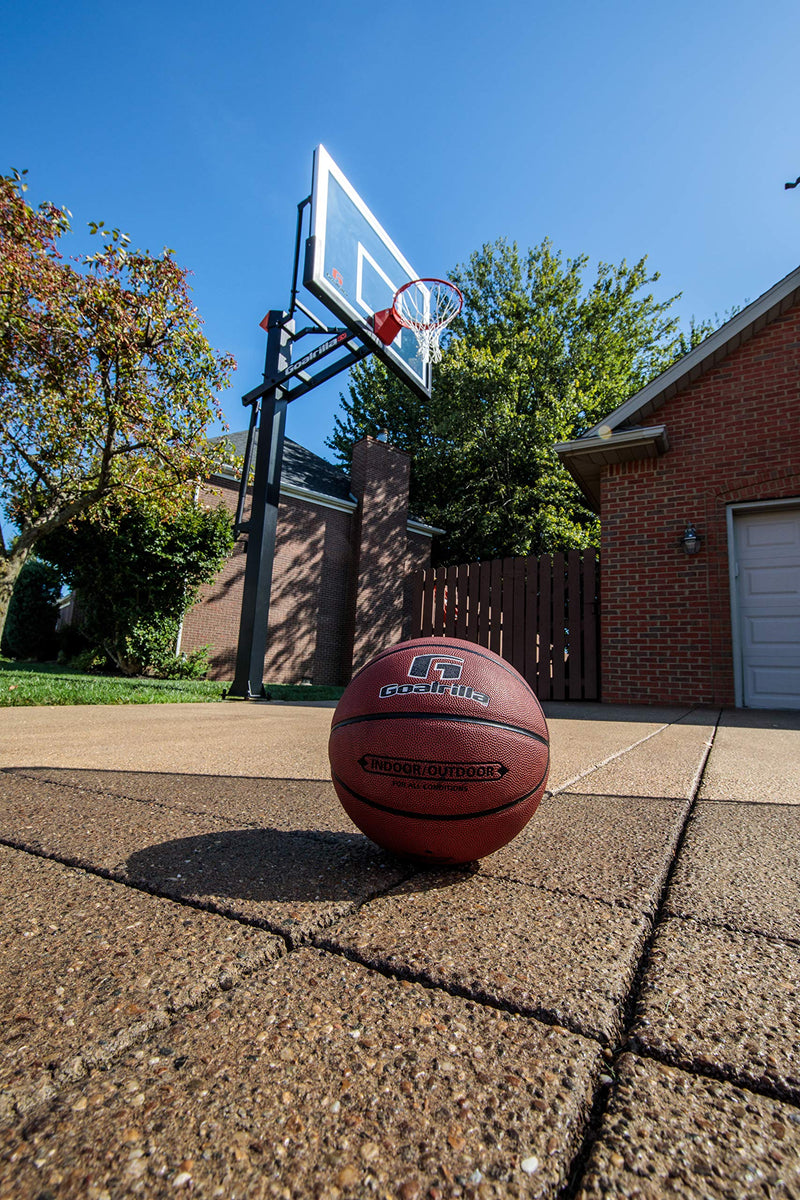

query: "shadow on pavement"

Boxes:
[125, 827, 476, 904]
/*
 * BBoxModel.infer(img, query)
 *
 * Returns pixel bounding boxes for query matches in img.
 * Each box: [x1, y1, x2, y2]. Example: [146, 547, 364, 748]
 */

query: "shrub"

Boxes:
[1, 559, 61, 660]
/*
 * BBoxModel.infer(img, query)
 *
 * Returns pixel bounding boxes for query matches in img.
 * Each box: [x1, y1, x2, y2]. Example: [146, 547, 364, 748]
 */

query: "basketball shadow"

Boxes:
[125, 827, 477, 905]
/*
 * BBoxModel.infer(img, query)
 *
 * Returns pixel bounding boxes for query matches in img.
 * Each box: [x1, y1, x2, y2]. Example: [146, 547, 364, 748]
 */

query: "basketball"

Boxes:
[328, 637, 549, 864]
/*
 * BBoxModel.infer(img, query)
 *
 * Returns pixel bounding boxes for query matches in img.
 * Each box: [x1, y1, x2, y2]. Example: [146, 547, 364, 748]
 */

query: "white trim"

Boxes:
[407, 518, 445, 538]
[310, 145, 420, 322]
[356, 245, 402, 347]
[212, 470, 357, 514]
[279, 480, 357, 513]
[214, 470, 438, 537]
[554, 425, 668, 457]
[727, 496, 800, 707]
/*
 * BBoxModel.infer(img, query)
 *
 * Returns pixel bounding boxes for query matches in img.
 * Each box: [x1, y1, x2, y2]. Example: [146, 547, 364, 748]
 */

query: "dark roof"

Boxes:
[214, 431, 443, 536]
[219, 431, 353, 503]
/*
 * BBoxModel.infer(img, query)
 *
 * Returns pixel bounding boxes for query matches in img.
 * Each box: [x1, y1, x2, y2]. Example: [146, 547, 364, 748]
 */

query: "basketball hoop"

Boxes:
[373, 278, 463, 364]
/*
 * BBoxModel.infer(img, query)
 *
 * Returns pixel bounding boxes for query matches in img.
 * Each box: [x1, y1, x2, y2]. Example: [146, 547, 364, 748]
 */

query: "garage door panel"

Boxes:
[735, 506, 800, 710]
[741, 565, 800, 599]
[744, 665, 800, 705]
[744, 613, 800, 648]
[741, 513, 800, 549]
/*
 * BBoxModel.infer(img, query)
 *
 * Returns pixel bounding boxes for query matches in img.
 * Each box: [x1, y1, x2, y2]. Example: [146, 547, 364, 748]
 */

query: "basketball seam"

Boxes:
[345, 639, 541, 701]
[331, 711, 549, 746]
[331, 756, 549, 823]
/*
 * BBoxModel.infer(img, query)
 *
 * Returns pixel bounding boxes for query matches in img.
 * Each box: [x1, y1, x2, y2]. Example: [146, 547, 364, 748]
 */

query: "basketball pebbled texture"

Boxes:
[328, 637, 549, 864]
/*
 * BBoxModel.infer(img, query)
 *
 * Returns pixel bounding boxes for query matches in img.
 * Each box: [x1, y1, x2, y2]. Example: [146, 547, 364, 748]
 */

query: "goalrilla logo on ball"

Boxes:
[378, 654, 491, 707]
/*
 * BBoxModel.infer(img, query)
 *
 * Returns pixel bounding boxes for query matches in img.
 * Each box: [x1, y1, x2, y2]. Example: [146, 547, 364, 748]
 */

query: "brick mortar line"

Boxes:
[557, 707, 723, 1200]
[0, 838, 421, 1128]
[0, 833, 383, 947]
[692, 795, 800, 811]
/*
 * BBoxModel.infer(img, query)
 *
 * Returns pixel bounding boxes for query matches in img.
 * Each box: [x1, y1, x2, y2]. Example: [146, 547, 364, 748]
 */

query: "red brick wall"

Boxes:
[601, 304, 800, 705]
[350, 437, 413, 672]
[180, 478, 355, 686]
[180, 440, 433, 686]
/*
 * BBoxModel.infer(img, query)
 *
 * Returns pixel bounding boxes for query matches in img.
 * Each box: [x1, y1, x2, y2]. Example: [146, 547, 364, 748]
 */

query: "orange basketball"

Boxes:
[328, 637, 549, 864]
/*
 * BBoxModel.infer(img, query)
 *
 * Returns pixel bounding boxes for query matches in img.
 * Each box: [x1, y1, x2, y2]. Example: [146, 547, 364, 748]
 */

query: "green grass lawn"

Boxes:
[0, 659, 344, 707]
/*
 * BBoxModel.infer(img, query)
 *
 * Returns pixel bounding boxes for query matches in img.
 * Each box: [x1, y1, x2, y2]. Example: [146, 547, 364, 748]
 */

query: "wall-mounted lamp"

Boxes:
[680, 522, 702, 555]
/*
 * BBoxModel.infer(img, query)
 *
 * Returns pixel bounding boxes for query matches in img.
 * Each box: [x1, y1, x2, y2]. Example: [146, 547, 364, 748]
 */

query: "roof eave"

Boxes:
[585, 263, 800, 436]
[554, 425, 669, 511]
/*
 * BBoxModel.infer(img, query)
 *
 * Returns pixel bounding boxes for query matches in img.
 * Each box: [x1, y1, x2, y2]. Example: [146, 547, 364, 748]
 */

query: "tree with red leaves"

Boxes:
[0, 170, 236, 644]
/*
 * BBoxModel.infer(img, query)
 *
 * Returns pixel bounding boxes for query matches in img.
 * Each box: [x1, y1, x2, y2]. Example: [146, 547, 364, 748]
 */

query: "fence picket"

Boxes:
[489, 559, 503, 656]
[466, 560, 480, 643]
[511, 557, 526, 676]
[524, 555, 539, 684]
[421, 569, 434, 636]
[551, 553, 566, 700]
[583, 547, 599, 699]
[568, 549, 582, 699]
[537, 556, 552, 699]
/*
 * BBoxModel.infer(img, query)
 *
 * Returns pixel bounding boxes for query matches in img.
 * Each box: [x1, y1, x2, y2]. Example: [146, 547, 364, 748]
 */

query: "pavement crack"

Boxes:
[622, 1043, 800, 1110]
[548, 705, 711, 796]
[305, 933, 600, 1042]
[657, 907, 800, 950]
[557, 705, 723, 1200]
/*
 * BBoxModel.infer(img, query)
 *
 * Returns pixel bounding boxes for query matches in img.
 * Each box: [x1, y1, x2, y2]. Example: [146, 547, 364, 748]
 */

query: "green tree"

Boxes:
[40, 497, 235, 676]
[328, 238, 713, 563]
[0, 169, 236, 644]
[0, 556, 61, 660]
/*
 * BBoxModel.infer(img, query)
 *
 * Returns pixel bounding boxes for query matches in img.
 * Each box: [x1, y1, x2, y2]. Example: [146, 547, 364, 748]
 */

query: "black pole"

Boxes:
[228, 311, 293, 699]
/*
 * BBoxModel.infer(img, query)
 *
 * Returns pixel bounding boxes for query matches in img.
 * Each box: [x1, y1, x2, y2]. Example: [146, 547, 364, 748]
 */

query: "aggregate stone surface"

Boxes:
[0, 845, 283, 1125]
[576, 1053, 800, 1199]
[535, 706, 694, 792]
[664, 801, 800, 940]
[5, 766, 353, 834]
[0, 947, 604, 1200]
[316, 871, 650, 1043]
[561, 713, 716, 800]
[699, 707, 800, 805]
[0, 702, 335, 778]
[481, 793, 688, 913]
[0, 774, 410, 939]
[628, 916, 800, 1101]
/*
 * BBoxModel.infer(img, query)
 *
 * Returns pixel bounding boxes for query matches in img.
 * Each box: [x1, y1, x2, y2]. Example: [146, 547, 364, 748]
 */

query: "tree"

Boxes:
[40, 496, 235, 676]
[328, 238, 713, 564]
[0, 169, 236, 644]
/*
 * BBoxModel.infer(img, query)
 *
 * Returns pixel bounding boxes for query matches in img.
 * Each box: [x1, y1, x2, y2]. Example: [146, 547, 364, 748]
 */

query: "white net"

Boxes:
[393, 279, 462, 363]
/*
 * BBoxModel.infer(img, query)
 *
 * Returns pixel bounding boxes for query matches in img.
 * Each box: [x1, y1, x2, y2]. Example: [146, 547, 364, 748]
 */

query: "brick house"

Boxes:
[179, 434, 439, 686]
[555, 265, 800, 710]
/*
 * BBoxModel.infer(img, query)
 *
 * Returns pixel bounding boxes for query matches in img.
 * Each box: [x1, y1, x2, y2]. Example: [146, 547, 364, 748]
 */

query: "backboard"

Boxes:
[303, 144, 431, 399]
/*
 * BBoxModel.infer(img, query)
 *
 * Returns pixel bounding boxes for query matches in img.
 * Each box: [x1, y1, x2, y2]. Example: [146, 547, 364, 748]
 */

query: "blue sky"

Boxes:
[3, 0, 799, 461]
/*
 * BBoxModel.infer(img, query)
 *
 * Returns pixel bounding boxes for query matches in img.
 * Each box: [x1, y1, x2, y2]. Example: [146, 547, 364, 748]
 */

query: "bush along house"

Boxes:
[555, 265, 800, 710]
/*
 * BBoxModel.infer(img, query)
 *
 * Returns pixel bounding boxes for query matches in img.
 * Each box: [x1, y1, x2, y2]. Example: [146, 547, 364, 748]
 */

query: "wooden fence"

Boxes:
[410, 548, 600, 701]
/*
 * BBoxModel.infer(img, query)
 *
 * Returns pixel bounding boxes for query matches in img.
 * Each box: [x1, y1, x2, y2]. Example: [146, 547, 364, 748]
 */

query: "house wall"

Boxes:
[180, 438, 432, 686]
[601, 303, 800, 705]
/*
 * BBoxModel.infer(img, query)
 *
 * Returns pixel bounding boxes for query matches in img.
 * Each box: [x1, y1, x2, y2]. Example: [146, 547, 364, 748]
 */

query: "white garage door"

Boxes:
[733, 506, 800, 709]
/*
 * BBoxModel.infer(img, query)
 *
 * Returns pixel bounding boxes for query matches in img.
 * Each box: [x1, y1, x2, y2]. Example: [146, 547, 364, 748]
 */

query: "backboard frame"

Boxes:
[303, 144, 432, 400]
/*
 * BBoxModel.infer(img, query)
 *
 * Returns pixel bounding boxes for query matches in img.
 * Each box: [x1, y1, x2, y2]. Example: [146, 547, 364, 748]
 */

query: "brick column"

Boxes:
[349, 436, 412, 672]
